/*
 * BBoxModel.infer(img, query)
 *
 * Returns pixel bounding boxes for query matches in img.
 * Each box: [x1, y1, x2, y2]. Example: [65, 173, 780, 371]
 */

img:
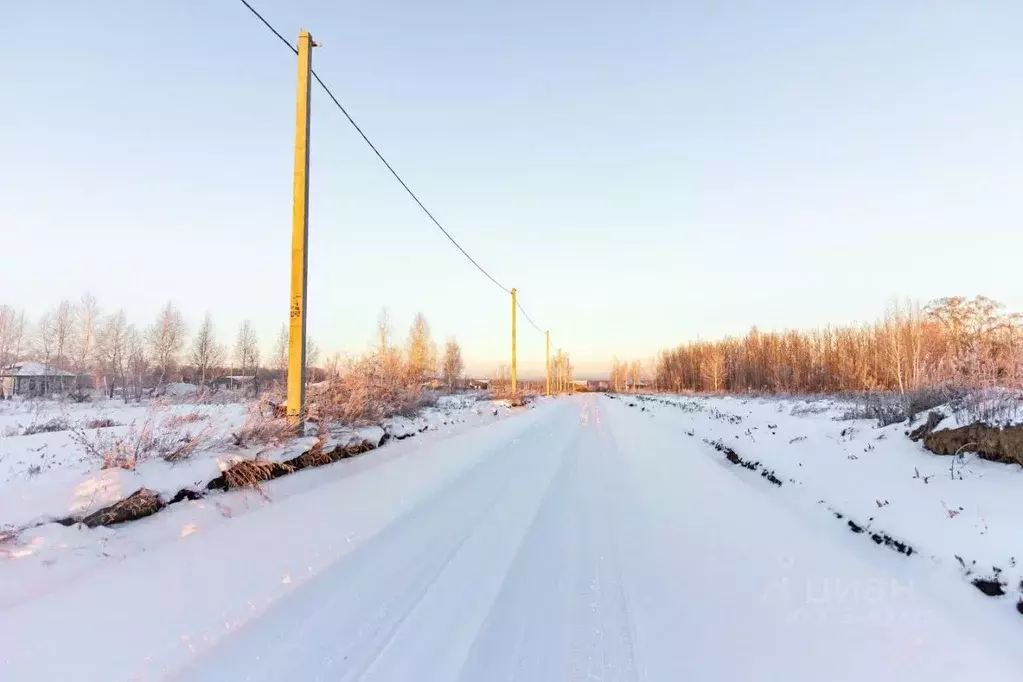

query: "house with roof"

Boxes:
[0, 362, 77, 399]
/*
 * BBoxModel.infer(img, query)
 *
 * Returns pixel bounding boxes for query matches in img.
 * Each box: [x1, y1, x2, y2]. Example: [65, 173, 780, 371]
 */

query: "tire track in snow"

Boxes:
[457, 396, 638, 681]
[174, 408, 570, 682]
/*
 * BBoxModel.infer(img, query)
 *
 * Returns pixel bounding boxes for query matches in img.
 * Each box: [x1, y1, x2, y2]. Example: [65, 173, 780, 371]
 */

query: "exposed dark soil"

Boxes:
[82, 488, 165, 528]
[972, 577, 1006, 597]
[704, 439, 782, 487]
[43, 426, 401, 530]
[908, 411, 943, 442]
[923, 423, 1023, 466]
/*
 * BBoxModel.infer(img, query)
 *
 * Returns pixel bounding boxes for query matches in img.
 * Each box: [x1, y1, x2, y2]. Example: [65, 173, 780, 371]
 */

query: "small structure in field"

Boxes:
[0, 362, 77, 398]
[209, 375, 254, 391]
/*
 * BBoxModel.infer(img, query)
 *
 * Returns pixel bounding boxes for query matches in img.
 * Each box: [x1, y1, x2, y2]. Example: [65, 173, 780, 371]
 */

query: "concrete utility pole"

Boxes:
[510, 288, 517, 395]
[287, 30, 314, 424]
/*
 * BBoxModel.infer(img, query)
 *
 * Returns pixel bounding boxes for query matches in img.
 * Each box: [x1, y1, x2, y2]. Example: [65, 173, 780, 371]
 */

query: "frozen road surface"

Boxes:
[3, 396, 1021, 680]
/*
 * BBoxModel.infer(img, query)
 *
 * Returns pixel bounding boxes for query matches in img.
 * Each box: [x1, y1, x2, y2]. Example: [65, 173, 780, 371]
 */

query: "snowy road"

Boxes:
[173, 395, 1019, 681]
[3, 395, 1022, 680]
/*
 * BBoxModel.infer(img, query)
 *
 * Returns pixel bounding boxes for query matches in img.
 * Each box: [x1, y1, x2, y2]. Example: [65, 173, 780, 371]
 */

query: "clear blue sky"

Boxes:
[2, 1, 1021, 377]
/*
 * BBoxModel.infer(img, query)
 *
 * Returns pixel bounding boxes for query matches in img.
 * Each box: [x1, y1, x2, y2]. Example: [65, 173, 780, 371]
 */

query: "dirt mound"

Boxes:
[82, 488, 165, 527]
[908, 411, 943, 442]
[923, 423, 1023, 466]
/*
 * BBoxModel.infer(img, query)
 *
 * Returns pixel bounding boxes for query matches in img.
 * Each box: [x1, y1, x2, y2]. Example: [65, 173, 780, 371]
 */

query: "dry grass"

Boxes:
[295, 435, 333, 468]
[163, 412, 209, 429]
[223, 458, 294, 497]
[230, 400, 296, 449]
[72, 419, 160, 470]
[181, 388, 250, 405]
[314, 355, 426, 426]
[21, 417, 71, 436]
[71, 404, 216, 470]
[163, 425, 215, 463]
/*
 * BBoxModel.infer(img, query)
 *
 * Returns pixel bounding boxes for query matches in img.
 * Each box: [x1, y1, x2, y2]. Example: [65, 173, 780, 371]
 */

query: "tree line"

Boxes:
[613, 297, 1023, 395]
[0, 295, 465, 401]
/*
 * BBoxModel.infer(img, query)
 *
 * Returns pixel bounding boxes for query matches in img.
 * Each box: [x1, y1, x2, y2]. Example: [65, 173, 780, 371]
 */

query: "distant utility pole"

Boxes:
[287, 30, 314, 424]
[545, 330, 550, 396]
[510, 288, 517, 395]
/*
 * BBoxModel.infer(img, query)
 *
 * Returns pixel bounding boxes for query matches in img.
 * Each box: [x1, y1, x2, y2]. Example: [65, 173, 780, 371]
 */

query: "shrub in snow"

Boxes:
[71, 404, 215, 469]
[163, 412, 209, 429]
[837, 393, 905, 427]
[952, 388, 1023, 427]
[230, 402, 296, 450]
[312, 355, 428, 425]
[789, 402, 829, 417]
[20, 417, 70, 436]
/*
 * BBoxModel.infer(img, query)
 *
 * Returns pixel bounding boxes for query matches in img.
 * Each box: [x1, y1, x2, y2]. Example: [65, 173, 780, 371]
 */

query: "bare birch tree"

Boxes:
[375, 307, 402, 383]
[148, 301, 186, 388]
[271, 323, 288, 374]
[0, 307, 27, 369]
[442, 338, 464, 390]
[405, 313, 435, 385]
[235, 320, 259, 394]
[96, 311, 129, 399]
[70, 293, 100, 388]
[190, 313, 223, 385]
[34, 313, 55, 365]
[126, 325, 149, 402]
[53, 300, 73, 371]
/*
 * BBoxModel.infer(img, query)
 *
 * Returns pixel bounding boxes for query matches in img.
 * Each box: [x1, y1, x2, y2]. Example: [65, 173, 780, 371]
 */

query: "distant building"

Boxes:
[0, 362, 77, 399]
[587, 380, 611, 392]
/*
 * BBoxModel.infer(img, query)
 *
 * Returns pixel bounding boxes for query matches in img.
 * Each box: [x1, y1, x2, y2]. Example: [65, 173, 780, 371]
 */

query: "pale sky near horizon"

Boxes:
[2, 1, 1021, 377]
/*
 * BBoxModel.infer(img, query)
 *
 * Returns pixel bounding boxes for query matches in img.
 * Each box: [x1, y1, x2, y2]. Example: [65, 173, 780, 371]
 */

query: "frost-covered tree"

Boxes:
[148, 301, 186, 387]
[271, 323, 288, 373]
[405, 313, 435, 385]
[96, 310, 129, 399]
[190, 313, 223, 385]
[442, 338, 464, 390]
[70, 293, 100, 385]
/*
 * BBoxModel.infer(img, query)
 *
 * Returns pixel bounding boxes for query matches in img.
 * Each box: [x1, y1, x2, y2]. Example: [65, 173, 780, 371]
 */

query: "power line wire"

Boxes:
[517, 301, 543, 333]
[236, 0, 524, 301]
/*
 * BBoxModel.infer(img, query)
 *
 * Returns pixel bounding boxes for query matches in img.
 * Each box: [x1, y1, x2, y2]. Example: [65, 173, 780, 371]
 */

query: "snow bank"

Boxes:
[163, 382, 200, 397]
[0, 395, 512, 564]
[0, 396, 521, 618]
[615, 393, 1023, 618]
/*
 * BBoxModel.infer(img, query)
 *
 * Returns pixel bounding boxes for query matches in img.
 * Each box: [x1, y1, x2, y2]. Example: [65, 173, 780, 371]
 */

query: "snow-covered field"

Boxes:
[1, 393, 1021, 680]
[0, 391, 515, 608]
[614, 392, 1023, 618]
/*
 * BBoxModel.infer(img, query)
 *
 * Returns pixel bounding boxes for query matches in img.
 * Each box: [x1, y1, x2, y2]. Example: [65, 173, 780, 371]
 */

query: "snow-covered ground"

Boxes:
[1, 394, 1021, 680]
[614, 392, 1023, 618]
[0, 391, 516, 608]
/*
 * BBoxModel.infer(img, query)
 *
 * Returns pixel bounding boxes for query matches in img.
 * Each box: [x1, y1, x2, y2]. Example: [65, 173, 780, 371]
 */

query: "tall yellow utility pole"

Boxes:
[287, 30, 314, 424]
[510, 288, 517, 395]
[545, 330, 550, 396]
